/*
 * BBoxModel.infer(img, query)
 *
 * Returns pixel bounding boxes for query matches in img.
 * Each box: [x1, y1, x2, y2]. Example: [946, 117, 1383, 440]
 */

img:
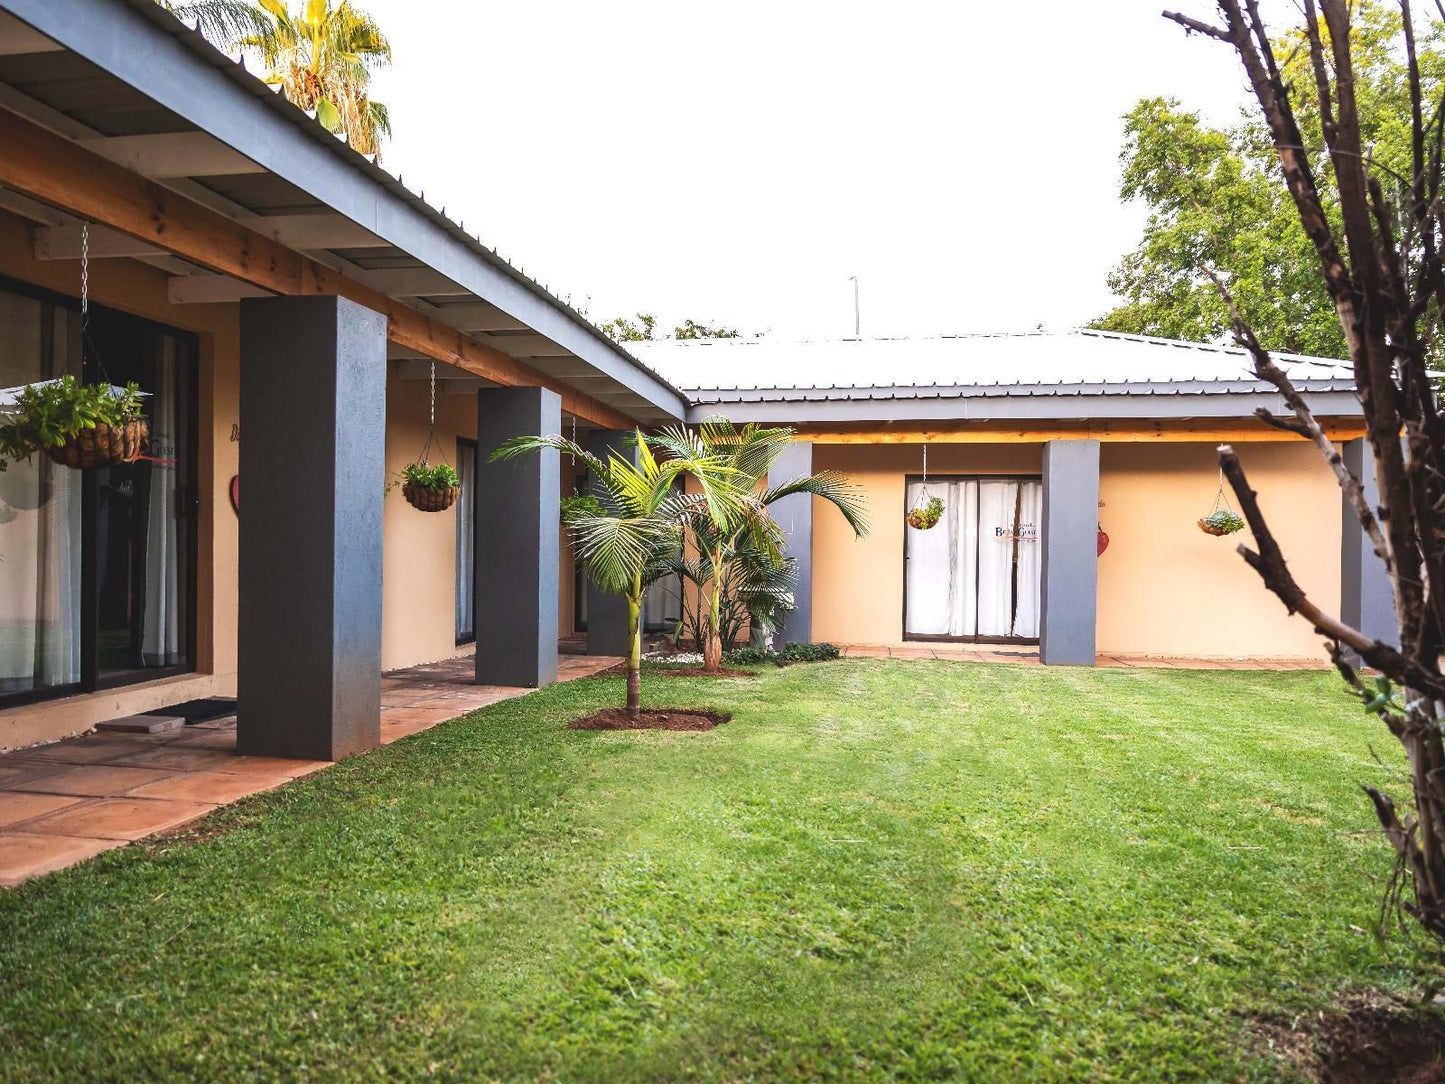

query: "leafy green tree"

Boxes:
[165, 0, 393, 157]
[599, 314, 743, 343]
[489, 429, 735, 718]
[1093, 3, 1445, 355]
[650, 418, 869, 673]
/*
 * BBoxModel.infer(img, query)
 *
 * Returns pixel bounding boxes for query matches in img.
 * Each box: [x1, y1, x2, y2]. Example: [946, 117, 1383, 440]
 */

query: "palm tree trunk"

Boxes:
[704, 544, 724, 672]
[625, 587, 642, 719]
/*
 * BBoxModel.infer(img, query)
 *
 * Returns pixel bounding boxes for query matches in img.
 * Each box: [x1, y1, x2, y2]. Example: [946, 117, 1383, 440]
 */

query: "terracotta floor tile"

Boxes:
[23, 797, 215, 841]
[12, 764, 175, 798]
[221, 756, 328, 779]
[167, 729, 238, 751]
[0, 762, 64, 789]
[0, 831, 125, 886]
[0, 792, 83, 829]
[18, 737, 159, 765]
[127, 770, 279, 804]
[107, 746, 243, 772]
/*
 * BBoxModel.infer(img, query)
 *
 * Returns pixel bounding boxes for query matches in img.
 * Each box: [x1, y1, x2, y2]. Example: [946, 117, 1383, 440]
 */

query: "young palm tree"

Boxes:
[650, 418, 869, 672]
[166, 0, 393, 157]
[490, 429, 736, 718]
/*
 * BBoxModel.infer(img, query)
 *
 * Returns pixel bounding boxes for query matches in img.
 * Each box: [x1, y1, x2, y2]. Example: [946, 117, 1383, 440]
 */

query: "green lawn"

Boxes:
[0, 660, 1434, 1081]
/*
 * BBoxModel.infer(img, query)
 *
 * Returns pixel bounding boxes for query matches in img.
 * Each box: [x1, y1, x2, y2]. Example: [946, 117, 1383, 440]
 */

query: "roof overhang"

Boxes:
[0, 0, 688, 424]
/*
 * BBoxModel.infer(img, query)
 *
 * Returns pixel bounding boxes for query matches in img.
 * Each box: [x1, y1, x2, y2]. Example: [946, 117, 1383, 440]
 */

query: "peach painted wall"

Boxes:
[812, 440, 1341, 658]
[1095, 441, 1338, 658]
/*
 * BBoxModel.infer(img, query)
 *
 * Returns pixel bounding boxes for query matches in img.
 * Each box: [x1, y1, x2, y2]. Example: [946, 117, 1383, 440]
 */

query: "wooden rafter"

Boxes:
[0, 106, 636, 430]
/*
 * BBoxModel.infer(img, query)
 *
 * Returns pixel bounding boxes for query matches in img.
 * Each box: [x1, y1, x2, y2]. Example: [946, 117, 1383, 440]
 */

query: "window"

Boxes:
[904, 475, 1042, 642]
[455, 437, 476, 644]
[0, 280, 198, 706]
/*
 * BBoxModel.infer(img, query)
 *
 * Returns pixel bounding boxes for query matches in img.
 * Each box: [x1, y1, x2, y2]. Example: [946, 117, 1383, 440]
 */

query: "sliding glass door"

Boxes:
[455, 438, 476, 644]
[904, 476, 1041, 642]
[0, 280, 197, 706]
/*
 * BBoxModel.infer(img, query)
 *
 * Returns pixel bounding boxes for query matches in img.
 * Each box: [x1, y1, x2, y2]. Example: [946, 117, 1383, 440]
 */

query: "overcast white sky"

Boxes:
[360, 1, 1262, 340]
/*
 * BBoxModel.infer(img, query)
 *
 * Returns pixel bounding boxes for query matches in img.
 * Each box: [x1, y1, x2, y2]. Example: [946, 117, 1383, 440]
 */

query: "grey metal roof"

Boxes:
[623, 331, 1364, 424]
[0, 0, 688, 423]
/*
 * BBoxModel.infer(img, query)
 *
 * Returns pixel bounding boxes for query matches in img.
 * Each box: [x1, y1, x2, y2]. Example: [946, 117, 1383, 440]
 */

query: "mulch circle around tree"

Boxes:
[589, 663, 756, 679]
[569, 709, 732, 732]
[1253, 994, 1445, 1083]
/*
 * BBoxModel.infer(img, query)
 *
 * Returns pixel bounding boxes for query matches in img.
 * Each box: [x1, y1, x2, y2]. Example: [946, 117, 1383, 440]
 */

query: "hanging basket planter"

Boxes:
[907, 495, 944, 530]
[1198, 509, 1245, 536]
[402, 477, 459, 513]
[45, 416, 149, 470]
[1198, 471, 1245, 536]
[390, 361, 460, 513]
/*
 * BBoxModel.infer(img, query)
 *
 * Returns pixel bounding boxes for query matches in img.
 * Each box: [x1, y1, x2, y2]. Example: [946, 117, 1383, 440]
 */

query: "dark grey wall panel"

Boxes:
[584, 430, 637, 657]
[1341, 438, 1398, 649]
[771, 441, 814, 646]
[475, 387, 561, 687]
[237, 295, 385, 760]
[1040, 440, 1100, 666]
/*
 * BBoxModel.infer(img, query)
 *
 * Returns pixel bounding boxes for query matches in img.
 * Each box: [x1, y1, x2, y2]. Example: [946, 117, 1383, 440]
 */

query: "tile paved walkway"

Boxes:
[0, 652, 619, 888]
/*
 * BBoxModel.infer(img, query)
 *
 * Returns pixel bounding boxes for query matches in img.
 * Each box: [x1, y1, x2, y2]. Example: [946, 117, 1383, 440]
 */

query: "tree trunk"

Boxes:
[625, 588, 642, 720]
[704, 545, 725, 672]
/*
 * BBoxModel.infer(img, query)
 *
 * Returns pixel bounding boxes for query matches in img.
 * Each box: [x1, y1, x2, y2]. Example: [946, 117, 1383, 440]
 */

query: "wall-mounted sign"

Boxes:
[229, 475, 239, 515]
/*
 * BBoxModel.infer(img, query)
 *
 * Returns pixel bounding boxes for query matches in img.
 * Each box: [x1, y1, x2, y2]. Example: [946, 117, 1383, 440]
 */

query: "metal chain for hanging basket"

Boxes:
[907, 442, 945, 529]
[401, 359, 459, 513]
[1198, 469, 1245, 536]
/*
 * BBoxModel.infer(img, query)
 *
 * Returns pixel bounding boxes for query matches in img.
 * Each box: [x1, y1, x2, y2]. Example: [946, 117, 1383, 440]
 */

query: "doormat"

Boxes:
[142, 697, 238, 725]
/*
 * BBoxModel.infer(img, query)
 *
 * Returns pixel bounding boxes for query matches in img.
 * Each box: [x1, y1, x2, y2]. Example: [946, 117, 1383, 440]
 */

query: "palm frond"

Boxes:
[764, 470, 871, 537]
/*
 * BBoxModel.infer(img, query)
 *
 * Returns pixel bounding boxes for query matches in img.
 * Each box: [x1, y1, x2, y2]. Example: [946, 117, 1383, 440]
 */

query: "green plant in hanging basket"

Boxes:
[1198, 508, 1245, 536]
[391, 461, 461, 513]
[907, 495, 945, 530]
[560, 493, 604, 522]
[0, 376, 147, 472]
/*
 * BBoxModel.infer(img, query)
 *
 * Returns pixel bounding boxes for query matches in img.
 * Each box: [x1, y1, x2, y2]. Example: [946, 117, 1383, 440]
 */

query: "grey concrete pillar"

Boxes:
[585, 430, 637, 656]
[1341, 438, 1397, 648]
[236, 296, 386, 760]
[475, 387, 561, 687]
[772, 441, 814, 646]
[1040, 439, 1100, 666]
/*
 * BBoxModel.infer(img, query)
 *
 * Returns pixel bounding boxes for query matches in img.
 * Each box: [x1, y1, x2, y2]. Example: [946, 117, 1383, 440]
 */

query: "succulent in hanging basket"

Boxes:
[393, 461, 461, 513]
[0, 376, 147, 472]
[906, 495, 945, 530]
[1198, 509, 1245, 536]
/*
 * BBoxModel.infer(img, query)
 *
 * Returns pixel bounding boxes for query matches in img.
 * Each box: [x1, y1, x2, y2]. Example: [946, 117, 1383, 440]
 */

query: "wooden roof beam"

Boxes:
[0, 106, 635, 430]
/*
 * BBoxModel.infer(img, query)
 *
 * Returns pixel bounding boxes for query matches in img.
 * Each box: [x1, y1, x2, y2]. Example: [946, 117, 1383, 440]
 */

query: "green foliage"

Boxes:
[0, 664, 1428, 1079]
[394, 461, 460, 491]
[1200, 508, 1245, 535]
[906, 495, 944, 530]
[600, 313, 745, 343]
[724, 641, 840, 666]
[1092, 3, 1445, 356]
[0, 376, 144, 472]
[560, 494, 604, 522]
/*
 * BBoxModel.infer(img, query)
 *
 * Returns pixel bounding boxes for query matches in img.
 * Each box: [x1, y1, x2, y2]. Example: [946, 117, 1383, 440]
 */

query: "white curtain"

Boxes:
[0, 295, 82, 693]
[904, 477, 1042, 640]
[141, 335, 181, 666]
[455, 441, 476, 641]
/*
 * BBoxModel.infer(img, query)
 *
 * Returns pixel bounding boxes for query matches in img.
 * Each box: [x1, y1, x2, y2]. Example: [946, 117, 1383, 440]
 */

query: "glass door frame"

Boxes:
[901, 472, 1043, 646]
[0, 275, 200, 707]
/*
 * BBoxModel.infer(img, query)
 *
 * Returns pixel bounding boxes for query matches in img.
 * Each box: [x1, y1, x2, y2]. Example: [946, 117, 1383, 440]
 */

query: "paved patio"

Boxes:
[837, 644, 1329, 669]
[0, 653, 618, 888]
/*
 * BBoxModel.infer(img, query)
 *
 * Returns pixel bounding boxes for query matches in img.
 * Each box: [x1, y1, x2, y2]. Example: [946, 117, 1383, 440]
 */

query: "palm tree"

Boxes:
[166, 0, 393, 157]
[490, 429, 737, 718]
[650, 418, 869, 672]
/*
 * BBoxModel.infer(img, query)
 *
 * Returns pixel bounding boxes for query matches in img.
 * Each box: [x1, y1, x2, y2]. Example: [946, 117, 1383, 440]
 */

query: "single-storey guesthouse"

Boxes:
[0, 0, 1387, 761]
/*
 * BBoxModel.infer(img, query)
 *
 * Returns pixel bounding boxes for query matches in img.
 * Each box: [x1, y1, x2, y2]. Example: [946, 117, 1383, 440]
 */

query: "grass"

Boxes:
[0, 660, 1436, 1081]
